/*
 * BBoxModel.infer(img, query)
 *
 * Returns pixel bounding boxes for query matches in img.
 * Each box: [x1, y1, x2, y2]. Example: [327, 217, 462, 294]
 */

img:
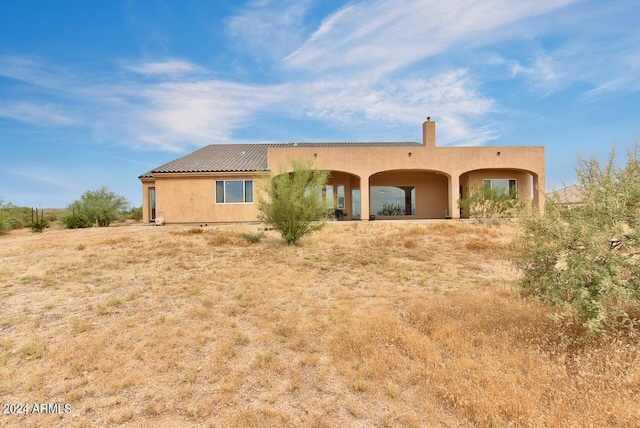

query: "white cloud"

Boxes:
[126, 60, 204, 77]
[130, 80, 284, 149]
[488, 53, 567, 96]
[5, 168, 74, 189]
[288, 69, 495, 144]
[483, 1, 640, 99]
[579, 39, 640, 99]
[0, 56, 71, 89]
[285, 0, 578, 75]
[7, 0, 638, 152]
[0, 102, 76, 126]
[225, 0, 313, 61]
[0, 56, 284, 151]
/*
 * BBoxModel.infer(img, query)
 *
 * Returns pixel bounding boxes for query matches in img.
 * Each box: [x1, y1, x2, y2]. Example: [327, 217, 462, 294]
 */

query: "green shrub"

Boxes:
[0, 199, 9, 233]
[68, 186, 129, 227]
[96, 212, 113, 227]
[8, 218, 24, 229]
[377, 202, 404, 216]
[0, 200, 33, 231]
[61, 213, 93, 229]
[44, 212, 59, 222]
[125, 207, 143, 222]
[257, 160, 331, 245]
[513, 145, 640, 336]
[0, 215, 10, 234]
[30, 219, 49, 233]
[459, 182, 520, 225]
[242, 232, 265, 244]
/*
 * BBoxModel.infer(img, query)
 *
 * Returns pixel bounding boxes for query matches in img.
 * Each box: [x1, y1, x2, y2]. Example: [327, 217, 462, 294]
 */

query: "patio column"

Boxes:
[448, 174, 460, 219]
[398, 186, 414, 215]
[361, 175, 371, 221]
[533, 173, 545, 214]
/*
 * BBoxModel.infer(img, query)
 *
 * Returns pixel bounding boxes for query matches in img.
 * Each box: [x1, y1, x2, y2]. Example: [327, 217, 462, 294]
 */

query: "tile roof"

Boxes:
[140, 142, 420, 178]
[547, 184, 584, 205]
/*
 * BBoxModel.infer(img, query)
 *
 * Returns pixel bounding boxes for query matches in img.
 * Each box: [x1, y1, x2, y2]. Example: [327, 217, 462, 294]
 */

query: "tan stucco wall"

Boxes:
[145, 173, 262, 223]
[141, 179, 154, 224]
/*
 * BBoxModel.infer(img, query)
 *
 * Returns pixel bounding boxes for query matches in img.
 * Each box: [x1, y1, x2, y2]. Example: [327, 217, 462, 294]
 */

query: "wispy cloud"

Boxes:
[285, 0, 578, 75]
[488, 53, 567, 96]
[289, 69, 495, 144]
[0, 102, 76, 126]
[579, 35, 640, 99]
[2, 0, 637, 153]
[0, 56, 282, 151]
[125, 60, 204, 77]
[129, 80, 284, 150]
[225, 0, 313, 61]
[4, 168, 74, 189]
[482, 0, 640, 99]
[112, 157, 157, 168]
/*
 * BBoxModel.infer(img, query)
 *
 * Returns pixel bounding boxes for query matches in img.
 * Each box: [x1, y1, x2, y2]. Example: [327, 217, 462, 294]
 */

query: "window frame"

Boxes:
[215, 179, 254, 204]
[483, 178, 517, 198]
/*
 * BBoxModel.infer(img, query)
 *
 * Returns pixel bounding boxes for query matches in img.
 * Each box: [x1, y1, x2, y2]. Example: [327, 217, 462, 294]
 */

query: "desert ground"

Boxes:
[0, 221, 638, 427]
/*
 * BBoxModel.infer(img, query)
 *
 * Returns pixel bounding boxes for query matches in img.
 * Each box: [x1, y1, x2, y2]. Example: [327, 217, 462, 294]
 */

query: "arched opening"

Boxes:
[369, 169, 449, 219]
[272, 169, 361, 220]
[326, 170, 361, 220]
[459, 168, 539, 218]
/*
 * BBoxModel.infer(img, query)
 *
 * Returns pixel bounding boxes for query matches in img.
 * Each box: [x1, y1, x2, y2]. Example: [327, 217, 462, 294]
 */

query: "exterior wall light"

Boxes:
[408, 152, 412, 157]
[497, 151, 501, 156]
[314, 153, 317, 158]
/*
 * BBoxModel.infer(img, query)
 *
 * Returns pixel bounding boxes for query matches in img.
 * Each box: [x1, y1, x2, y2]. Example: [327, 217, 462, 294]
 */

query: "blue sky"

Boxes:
[1, 0, 638, 208]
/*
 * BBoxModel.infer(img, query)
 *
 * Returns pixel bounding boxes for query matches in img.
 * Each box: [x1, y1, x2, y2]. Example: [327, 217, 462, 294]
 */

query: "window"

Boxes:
[149, 187, 156, 220]
[483, 179, 517, 198]
[325, 186, 334, 209]
[215, 180, 253, 203]
[371, 186, 416, 216]
[351, 189, 361, 218]
[336, 185, 345, 210]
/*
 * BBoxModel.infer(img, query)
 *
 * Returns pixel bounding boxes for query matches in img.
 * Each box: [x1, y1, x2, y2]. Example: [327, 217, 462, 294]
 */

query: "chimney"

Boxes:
[422, 117, 435, 146]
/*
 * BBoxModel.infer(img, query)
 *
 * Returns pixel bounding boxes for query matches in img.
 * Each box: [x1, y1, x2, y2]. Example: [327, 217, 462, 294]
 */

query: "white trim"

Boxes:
[215, 179, 254, 204]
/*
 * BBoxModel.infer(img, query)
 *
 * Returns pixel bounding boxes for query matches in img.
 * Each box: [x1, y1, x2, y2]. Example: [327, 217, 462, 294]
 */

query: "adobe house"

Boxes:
[139, 119, 545, 223]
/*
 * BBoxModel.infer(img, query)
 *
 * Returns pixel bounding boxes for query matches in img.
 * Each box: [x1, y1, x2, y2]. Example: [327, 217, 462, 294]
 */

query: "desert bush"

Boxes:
[207, 230, 245, 246]
[257, 160, 331, 245]
[122, 206, 142, 222]
[459, 182, 520, 224]
[30, 219, 49, 233]
[68, 186, 130, 227]
[377, 202, 404, 216]
[61, 213, 93, 229]
[0, 215, 9, 233]
[0, 200, 9, 233]
[513, 146, 640, 336]
[242, 232, 265, 244]
[29, 207, 49, 233]
[170, 227, 204, 236]
[0, 199, 34, 231]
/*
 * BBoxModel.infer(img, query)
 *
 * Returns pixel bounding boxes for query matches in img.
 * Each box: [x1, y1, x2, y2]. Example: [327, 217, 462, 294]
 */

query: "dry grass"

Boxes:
[0, 221, 638, 427]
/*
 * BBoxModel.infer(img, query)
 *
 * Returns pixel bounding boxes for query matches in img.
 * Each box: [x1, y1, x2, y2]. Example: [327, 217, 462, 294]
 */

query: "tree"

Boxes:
[458, 182, 520, 224]
[513, 146, 640, 336]
[0, 198, 10, 233]
[67, 186, 130, 227]
[257, 160, 331, 245]
[0, 199, 34, 232]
